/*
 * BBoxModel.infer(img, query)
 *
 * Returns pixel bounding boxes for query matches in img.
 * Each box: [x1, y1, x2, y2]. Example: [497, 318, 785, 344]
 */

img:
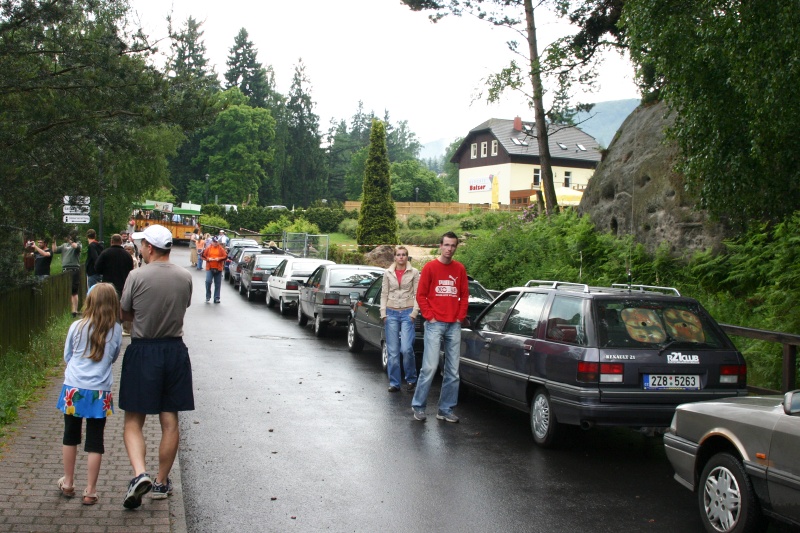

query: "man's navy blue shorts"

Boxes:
[119, 337, 194, 414]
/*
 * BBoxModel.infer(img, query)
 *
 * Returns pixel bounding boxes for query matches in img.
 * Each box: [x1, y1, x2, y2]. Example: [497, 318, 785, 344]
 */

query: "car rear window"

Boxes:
[255, 256, 284, 268]
[597, 300, 726, 349]
[330, 269, 381, 288]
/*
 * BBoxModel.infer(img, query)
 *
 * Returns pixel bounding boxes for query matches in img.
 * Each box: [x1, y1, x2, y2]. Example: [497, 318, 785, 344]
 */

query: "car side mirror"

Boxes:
[783, 390, 800, 415]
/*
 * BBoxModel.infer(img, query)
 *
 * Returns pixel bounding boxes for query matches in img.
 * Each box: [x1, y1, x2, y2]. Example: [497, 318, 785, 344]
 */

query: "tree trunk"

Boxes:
[524, 0, 558, 215]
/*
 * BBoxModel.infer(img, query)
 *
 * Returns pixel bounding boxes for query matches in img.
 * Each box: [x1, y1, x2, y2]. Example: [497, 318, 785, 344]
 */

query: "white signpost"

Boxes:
[63, 214, 91, 224]
[63, 195, 90, 205]
[63, 205, 90, 214]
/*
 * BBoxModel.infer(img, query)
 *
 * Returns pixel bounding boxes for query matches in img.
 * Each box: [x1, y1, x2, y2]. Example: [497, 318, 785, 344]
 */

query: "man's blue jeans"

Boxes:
[205, 269, 222, 302]
[87, 274, 102, 289]
[385, 308, 418, 387]
[411, 320, 460, 415]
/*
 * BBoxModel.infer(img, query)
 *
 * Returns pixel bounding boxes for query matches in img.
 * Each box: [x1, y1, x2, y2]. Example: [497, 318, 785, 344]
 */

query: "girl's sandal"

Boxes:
[57, 477, 75, 498]
[82, 489, 98, 505]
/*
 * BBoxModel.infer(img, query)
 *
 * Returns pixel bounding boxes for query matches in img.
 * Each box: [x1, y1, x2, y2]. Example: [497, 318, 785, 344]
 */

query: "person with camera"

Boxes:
[54, 232, 82, 317]
[200, 237, 227, 304]
[30, 239, 52, 279]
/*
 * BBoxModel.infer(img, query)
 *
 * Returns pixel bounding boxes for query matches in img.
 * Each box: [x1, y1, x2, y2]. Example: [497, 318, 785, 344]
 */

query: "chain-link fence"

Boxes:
[283, 232, 329, 259]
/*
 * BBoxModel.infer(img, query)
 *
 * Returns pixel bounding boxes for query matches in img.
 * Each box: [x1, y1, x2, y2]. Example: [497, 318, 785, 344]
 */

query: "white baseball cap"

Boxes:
[131, 224, 173, 249]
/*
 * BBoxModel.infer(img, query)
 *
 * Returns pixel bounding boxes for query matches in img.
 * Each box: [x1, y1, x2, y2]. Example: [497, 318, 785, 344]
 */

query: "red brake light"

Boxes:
[600, 363, 623, 374]
[253, 275, 262, 281]
[577, 362, 598, 383]
[322, 294, 339, 305]
[720, 364, 747, 385]
[286, 281, 298, 290]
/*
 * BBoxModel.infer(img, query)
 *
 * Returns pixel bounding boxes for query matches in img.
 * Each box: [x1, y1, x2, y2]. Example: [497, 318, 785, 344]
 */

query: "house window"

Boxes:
[533, 168, 541, 187]
[481, 142, 488, 158]
[491, 140, 498, 156]
[564, 171, 572, 188]
[470, 143, 477, 159]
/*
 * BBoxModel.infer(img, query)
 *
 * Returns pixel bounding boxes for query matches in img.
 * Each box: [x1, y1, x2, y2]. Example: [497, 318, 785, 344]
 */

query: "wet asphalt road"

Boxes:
[174, 247, 709, 533]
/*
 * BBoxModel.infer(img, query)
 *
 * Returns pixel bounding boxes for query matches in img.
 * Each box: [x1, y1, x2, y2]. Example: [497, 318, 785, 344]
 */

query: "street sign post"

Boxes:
[63, 205, 90, 214]
[63, 214, 90, 224]
[63, 196, 90, 205]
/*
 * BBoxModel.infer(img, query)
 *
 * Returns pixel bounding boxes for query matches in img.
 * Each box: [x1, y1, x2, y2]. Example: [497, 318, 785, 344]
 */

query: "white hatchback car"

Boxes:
[267, 257, 334, 315]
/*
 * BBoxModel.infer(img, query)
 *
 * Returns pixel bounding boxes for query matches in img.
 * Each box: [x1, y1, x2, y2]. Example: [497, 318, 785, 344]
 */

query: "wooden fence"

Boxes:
[0, 268, 83, 357]
[720, 324, 800, 394]
[343, 201, 525, 218]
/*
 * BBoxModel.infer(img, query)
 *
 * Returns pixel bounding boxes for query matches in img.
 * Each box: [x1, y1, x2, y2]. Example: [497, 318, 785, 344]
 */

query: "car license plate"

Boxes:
[644, 374, 700, 390]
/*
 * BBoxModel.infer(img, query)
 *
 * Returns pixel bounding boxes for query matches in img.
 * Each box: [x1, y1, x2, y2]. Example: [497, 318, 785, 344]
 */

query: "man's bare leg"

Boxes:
[156, 412, 179, 485]
[123, 411, 148, 475]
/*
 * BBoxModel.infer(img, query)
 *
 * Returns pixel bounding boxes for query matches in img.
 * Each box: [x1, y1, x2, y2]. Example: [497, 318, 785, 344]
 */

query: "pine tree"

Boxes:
[356, 120, 398, 246]
[224, 28, 270, 108]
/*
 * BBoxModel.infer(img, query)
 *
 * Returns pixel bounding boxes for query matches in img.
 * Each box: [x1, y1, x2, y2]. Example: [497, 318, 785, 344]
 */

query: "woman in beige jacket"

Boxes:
[380, 246, 420, 392]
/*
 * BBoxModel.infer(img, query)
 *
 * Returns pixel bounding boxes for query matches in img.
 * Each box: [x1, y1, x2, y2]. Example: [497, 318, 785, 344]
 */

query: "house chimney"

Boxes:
[513, 116, 523, 131]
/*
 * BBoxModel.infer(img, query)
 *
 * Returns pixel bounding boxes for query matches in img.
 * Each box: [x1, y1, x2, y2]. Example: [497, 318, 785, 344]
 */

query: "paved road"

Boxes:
[176, 246, 710, 533]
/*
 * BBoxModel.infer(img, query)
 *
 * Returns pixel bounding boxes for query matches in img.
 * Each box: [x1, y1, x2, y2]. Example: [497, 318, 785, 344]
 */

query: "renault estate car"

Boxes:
[458, 280, 747, 447]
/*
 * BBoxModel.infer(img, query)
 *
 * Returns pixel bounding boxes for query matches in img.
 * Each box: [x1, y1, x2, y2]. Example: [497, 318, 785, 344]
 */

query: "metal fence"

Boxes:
[0, 269, 82, 357]
[283, 232, 329, 259]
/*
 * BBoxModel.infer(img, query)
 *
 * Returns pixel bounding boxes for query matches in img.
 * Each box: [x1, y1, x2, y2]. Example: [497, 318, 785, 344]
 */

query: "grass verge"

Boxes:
[0, 312, 72, 439]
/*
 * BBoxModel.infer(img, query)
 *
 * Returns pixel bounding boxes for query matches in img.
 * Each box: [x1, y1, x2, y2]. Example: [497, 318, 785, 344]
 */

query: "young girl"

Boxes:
[56, 283, 122, 505]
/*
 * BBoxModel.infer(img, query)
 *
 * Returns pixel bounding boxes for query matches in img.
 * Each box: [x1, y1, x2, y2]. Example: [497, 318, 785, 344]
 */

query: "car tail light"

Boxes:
[720, 364, 747, 385]
[577, 362, 598, 383]
[253, 275, 262, 281]
[286, 281, 298, 290]
[322, 294, 340, 305]
[600, 363, 624, 383]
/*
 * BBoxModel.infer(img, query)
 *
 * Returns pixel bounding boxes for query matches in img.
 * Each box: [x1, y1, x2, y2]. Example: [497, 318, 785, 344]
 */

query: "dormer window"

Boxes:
[577, 144, 587, 151]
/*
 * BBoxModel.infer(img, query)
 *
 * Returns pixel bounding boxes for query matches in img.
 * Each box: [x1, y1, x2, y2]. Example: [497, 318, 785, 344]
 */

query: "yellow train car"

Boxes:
[131, 202, 200, 243]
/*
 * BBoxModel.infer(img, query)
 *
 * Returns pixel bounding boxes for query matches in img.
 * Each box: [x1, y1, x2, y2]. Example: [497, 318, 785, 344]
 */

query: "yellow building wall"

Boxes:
[458, 162, 595, 204]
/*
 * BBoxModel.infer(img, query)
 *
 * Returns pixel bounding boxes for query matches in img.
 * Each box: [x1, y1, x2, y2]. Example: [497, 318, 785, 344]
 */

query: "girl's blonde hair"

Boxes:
[75, 283, 120, 363]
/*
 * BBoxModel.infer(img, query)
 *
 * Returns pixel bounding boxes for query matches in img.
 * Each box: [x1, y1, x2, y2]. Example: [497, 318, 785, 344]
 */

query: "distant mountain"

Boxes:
[419, 98, 639, 159]
[575, 99, 640, 147]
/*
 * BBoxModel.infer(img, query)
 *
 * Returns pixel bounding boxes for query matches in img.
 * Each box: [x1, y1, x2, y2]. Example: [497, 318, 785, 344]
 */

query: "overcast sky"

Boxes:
[127, 0, 640, 144]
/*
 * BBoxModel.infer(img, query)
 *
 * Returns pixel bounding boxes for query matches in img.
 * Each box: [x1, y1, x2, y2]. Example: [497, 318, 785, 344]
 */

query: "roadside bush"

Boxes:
[397, 229, 442, 246]
[460, 217, 480, 231]
[329, 245, 366, 265]
[422, 216, 437, 230]
[338, 218, 358, 239]
[407, 215, 424, 229]
[199, 214, 229, 232]
[304, 207, 347, 233]
[425, 211, 443, 226]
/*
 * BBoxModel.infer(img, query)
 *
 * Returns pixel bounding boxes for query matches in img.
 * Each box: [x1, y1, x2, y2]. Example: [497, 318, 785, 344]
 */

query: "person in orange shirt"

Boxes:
[200, 237, 227, 303]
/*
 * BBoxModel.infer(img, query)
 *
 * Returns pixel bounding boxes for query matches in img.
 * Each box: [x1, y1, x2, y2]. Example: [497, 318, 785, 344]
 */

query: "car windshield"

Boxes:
[329, 269, 382, 288]
[255, 256, 285, 268]
[468, 282, 494, 303]
[596, 299, 728, 349]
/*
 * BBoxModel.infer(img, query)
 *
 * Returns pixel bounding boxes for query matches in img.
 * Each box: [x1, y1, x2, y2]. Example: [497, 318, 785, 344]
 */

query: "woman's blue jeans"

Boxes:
[385, 308, 418, 387]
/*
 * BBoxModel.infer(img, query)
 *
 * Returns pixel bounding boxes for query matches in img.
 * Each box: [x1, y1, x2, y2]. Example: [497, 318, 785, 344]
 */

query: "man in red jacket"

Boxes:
[201, 237, 228, 304]
[411, 231, 469, 423]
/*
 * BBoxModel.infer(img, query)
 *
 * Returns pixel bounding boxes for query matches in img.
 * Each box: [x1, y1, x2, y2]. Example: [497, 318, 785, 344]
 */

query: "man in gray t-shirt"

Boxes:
[118, 225, 193, 509]
[53, 234, 82, 316]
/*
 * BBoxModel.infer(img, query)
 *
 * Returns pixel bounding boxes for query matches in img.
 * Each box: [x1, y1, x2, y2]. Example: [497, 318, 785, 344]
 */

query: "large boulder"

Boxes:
[579, 101, 731, 256]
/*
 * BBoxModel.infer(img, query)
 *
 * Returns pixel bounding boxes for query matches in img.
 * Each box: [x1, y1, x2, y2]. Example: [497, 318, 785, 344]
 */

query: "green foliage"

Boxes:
[286, 217, 320, 235]
[199, 214, 229, 231]
[356, 120, 398, 246]
[329, 245, 367, 266]
[622, 0, 800, 224]
[337, 219, 358, 239]
[303, 207, 347, 233]
[397, 229, 445, 246]
[460, 217, 480, 231]
[390, 159, 457, 202]
[224, 28, 271, 109]
[259, 215, 292, 235]
[0, 313, 73, 433]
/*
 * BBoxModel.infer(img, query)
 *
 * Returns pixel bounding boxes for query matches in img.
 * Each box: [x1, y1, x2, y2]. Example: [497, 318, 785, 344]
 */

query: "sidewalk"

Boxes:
[0, 337, 187, 532]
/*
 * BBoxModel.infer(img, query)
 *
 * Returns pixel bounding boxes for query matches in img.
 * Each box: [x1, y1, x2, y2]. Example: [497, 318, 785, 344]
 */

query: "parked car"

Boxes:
[267, 257, 335, 315]
[457, 280, 748, 447]
[239, 249, 292, 301]
[228, 246, 262, 289]
[347, 274, 495, 370]
[664, 391, 800, 533]
[224, 238, 259, 280]
[297, 264, 383, 336]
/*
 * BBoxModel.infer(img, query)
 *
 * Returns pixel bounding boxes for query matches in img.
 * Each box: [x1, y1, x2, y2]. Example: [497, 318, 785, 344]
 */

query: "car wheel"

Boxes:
[347, 320, 364, 352]
[297, 305, 308, 327]
[530, 389, 560, 448]
[266, 292, 276, 308]
[247, 286, 257, 302]
[279, 298, 289, 315]
[698, 452, 764, 533]
[313, 314, 326, 337]
[239, 281, 246, 295]
[381, 341, 388, 371]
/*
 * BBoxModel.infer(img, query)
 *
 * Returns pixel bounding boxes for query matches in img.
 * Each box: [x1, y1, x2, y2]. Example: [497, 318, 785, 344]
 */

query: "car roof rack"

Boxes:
[525, 280, 590, 293]
[611, 283, 681, 296]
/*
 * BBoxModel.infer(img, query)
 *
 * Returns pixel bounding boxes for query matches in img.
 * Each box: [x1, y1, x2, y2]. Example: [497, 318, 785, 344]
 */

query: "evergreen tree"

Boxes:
[357, 120, 398, 246]
[224, 28, 270, 108]
[282, 61, 327, 207]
